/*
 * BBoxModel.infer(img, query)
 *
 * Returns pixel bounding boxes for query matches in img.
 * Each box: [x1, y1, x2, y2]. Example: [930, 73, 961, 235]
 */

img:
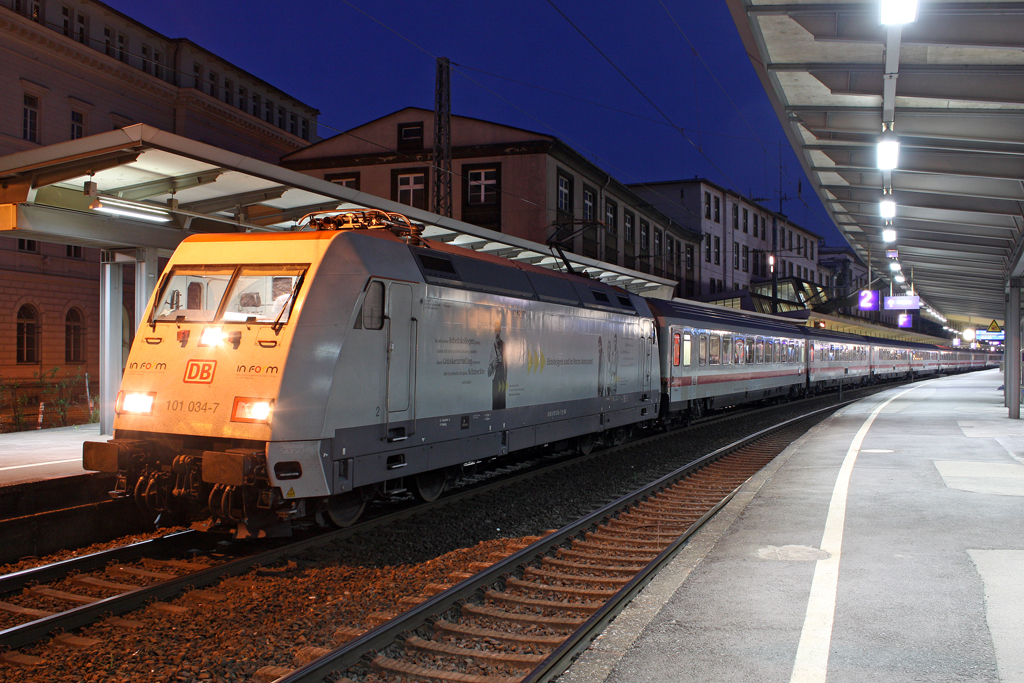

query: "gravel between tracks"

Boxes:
[0, 397, 844, 683]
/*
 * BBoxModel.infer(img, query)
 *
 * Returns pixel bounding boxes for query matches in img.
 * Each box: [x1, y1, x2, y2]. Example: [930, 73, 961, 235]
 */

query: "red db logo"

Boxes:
[183, 360, 217, 384]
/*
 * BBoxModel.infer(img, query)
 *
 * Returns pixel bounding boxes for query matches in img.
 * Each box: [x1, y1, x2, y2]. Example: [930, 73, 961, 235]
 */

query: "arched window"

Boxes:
[17, 304, 40, 364]
[65, 308, 85, 363]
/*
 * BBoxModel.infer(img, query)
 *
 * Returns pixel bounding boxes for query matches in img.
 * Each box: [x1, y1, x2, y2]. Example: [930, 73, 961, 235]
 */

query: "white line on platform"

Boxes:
[789, 384, 922, 683]
[0, 458, 81, 472]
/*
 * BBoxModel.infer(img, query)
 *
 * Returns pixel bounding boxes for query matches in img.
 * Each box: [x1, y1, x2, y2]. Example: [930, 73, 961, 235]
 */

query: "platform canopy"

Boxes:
[0, 124, 676, 296]
[727, 0, 1024, 325]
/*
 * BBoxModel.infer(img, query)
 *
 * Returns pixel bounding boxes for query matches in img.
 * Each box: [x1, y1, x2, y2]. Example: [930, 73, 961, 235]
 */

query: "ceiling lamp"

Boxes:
[881, 0, 919, 25]
[877, 131, 900, 170]
[89, 197, 172, 223]
[894, 274, 906, 283]
[889, 262, 902, 271]
[879, 199, 896, 219]
[883, 228, 897, 242]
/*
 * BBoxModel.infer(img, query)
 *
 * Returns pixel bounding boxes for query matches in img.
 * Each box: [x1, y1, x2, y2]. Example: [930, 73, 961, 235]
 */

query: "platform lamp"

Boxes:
[881, 0, 919, 25]
[877, 130, 900, 171]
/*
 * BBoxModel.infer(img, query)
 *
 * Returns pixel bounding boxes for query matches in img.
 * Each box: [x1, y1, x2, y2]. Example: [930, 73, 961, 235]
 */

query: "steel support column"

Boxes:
[134, 247, 159, 329]
[1009, 279, 1021, 419]
[99, 257, 123, 435]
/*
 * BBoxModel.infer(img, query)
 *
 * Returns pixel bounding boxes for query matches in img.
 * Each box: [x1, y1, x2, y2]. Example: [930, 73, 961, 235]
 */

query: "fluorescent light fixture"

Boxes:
[879, 200, 896, 219]
[883, 229, 897, 242]
[894, 274, 906, 283]
[90, 197, 171, 223]
[881, 0, 919, 25]
[877, 133, 900, 170]
[889, 262, 902, 271]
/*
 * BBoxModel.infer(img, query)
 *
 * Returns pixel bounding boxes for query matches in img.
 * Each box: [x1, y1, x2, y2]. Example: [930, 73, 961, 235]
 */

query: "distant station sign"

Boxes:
[858, 290, 879, 311]
[976, 331, 1005, 342]
[898, 314, 913, 328]
[884, 295, 921, 310]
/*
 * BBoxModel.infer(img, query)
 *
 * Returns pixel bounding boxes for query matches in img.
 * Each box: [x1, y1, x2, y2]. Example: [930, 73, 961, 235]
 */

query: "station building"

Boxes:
[280, 107, 703, 298]
[0, 0, 318, 400]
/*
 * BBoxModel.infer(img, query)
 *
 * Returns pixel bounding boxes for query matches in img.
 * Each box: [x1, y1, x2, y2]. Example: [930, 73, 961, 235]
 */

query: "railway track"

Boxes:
[0, 387, 876, 674]
[263, 405, 837, 683]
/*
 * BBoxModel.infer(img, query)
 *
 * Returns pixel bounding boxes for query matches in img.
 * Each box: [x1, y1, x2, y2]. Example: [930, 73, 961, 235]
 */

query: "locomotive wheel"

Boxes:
[610, 427, 628, 446]
[326, 491, 366, 527]
[413, 469, 447, 503]
[576, 434, 595, 456]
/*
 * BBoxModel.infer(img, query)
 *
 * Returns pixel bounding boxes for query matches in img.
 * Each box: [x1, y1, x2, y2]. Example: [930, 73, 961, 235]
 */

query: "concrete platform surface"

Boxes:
[561, 368, 1024, 683]
[0, 423, 103, 486]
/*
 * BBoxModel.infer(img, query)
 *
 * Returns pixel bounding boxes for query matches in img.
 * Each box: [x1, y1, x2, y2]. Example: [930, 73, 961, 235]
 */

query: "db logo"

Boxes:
[183, 360, 217, 384]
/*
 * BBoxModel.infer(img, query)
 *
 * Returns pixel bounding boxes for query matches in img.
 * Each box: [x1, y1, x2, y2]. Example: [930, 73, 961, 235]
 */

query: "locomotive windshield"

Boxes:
[153, 264, 307, 324]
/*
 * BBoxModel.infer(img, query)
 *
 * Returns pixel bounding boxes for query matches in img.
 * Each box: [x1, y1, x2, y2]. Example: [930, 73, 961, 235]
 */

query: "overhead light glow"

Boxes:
[90, 197, 172, 223]
[895, 274, 906, 283]
[879, 200, 896, 219]
[889, 262, 902, 271]
[200, 327, 225, 346]
[877, 135, 900, 170]
[883, 229, 897, 242]
[881, 0, 919, 25]
[963, 328, 976, 342]
[118, 391, 155, 415]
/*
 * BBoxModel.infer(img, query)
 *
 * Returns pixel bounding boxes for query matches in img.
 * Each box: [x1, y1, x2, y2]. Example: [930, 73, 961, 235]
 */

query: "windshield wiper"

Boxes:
[272, 273, 305, 332]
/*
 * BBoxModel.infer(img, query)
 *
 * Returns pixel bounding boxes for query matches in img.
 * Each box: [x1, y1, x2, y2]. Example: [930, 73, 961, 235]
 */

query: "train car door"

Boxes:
[385, 283, 415, 438]
[640, 320, 654, 400]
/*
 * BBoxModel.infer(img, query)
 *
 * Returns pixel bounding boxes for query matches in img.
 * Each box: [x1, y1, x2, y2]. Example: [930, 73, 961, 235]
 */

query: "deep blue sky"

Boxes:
[106, 0, 845, 246]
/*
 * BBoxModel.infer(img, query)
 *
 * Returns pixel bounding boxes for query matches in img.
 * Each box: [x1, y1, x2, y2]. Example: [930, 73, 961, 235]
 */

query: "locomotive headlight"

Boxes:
[117, 391, 156, 415]
[232, 397, 274, 423]
[200, 327, 225, 347]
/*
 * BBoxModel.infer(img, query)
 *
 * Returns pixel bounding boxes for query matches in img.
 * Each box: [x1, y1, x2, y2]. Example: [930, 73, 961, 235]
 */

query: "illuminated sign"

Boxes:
[976, 331, 1005, 341]
[884, 295, 921, 310]
[898, 314, 913, 328]
[858, 290, 879, 311]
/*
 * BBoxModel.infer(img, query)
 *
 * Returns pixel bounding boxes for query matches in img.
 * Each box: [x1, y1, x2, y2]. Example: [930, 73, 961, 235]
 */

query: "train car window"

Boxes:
[745, 338, 754, 364]
[359, 281, 385, 330]
[735, 336, 744, 364]
[709, 335, 721, 365]
[416, 252, 461, 281]
[722, 336, 732, 365]
[592, 290, 610, 303]
[673, 332, 681, 366]
[219, 265, 307, 324]
[153, 265, 234, 323]
[683, 333, 692, 366]
[698, 334, 707, 366]
[776, 341, 783, 363]
[756, 338, 764, 364]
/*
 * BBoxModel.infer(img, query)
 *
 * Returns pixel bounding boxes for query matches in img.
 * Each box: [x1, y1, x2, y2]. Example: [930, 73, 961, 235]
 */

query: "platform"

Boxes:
[561, 368, 1023, 683]
[0, 423, 103, 486]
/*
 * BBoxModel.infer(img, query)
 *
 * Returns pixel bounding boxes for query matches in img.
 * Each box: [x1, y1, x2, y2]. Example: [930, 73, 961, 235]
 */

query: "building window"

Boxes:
[393, 169, 428, 210]
[224, 79, 234, 105]
[264, 99, 274, 124]
[65, 308, 85, 363]
[742, 209, 748, 233]
[277, 106, 285, 129]
[397, 122, 424, 151]
[15, 0, 43, 22]
[789, 230, 794, 252]
[556, 172, 573, 214]
[732, 204, 739, 230]
[467, 167, 499, 205]
[704, 235, 711, 262]
[326, 172, 360, 190]
[117, 32, 127, 62]
[810, 241, 815, 260]
[623, 211, 635, 244]
[761, 217, 766, 240]
[666, 238, 675, 276]
[141, 45, 152, 74]
[23, 94, 39, 142]
[209, 71, 219, 98]
[685, 244, 694, 272]
[103, 27, 113, 56]
[252, 93, 261, 117]
[733, 242, 739, 269]
[18, 239, 39, 253]
[301, 118, 310, 141]
[704, 192, 711, 219]
[654, 230, 663, 257]
[289, 112, 297, 135]
[714, 236, 720, 265]
[62, 7, 88, 44]
[17, 305, 41, 364]
[582, 187, 595, 221]
[714, 196, 720, 223]
[742, 245, 749, 272]
[66, 245, 83, 259]
[605, 200, 618, 235]
[237, 87, 248, 112]
[640, 220, 649, 253]
[193, 63, 203, 89]
[154, 51, 164, 80]
[70, 110, 85, 139]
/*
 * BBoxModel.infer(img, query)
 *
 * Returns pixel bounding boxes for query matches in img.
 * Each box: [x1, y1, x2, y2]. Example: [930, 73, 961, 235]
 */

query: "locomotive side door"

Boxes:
[640, 319, 654, 400]
[385, 283, 416, 438]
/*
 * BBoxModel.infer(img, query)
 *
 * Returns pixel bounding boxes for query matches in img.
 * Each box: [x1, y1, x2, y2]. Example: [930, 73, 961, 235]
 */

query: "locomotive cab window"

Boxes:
[220, 265, 306, 324]
[153, 264, 307, 325]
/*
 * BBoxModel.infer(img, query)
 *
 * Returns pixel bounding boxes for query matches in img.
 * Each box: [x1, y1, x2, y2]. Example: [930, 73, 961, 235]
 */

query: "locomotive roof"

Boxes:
[646, 298, 806, 337]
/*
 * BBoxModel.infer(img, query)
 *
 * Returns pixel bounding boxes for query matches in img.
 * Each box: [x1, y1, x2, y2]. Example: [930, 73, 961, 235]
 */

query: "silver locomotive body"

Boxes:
[85, 219, 659, 535]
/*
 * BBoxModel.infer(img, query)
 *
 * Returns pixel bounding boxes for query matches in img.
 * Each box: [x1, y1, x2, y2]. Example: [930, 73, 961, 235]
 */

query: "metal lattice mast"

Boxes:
[433, 57, 452, 218]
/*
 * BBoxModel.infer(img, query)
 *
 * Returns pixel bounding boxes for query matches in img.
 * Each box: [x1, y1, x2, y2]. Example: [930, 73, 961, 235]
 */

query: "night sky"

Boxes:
[104, 0, 844, 246]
